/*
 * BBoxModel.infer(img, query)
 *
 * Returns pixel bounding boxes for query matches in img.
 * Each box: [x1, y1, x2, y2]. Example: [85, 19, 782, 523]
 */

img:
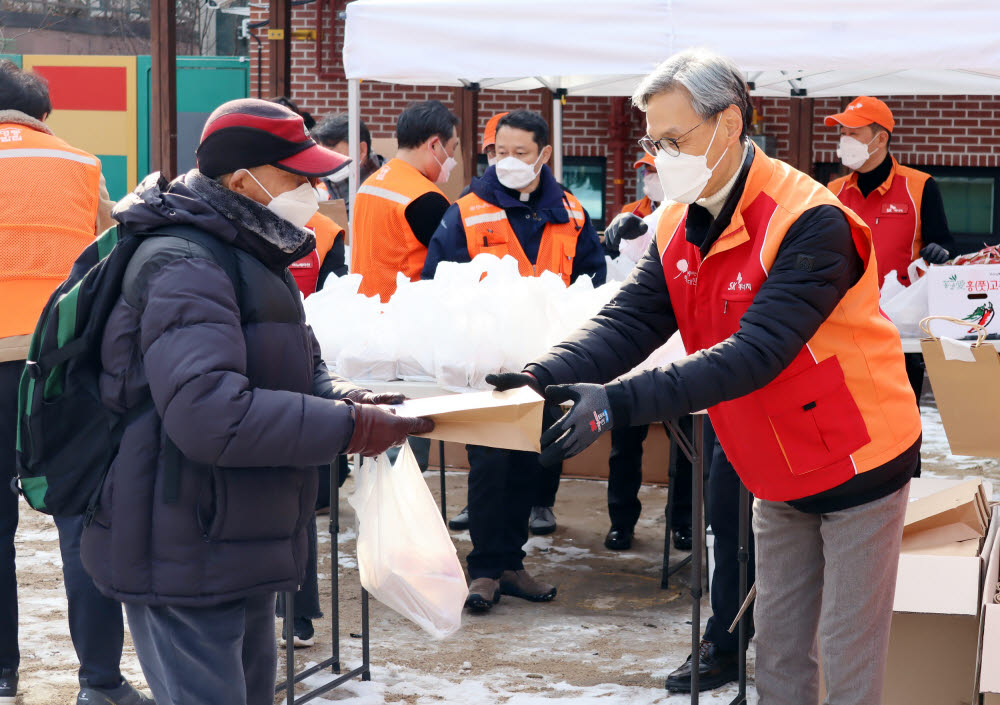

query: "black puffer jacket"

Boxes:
[81, 171, 362, 606]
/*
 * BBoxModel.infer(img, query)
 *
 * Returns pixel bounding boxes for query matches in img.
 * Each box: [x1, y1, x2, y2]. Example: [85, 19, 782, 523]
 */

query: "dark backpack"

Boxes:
[13, 223, 238, 520]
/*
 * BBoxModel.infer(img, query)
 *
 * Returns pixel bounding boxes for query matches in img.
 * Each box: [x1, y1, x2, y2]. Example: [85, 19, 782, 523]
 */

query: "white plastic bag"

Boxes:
[881, 273, 929, 338]
[348, 443, 468, 638]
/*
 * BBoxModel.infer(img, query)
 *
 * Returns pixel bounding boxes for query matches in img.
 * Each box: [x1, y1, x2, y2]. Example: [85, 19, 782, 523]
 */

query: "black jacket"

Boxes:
[82, 171, 363, 606]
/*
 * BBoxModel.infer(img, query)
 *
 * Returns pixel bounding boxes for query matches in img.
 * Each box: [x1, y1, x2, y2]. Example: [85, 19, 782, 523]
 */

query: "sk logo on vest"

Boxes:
[728, 272, 751, 292]
[590, 409, 610, 433]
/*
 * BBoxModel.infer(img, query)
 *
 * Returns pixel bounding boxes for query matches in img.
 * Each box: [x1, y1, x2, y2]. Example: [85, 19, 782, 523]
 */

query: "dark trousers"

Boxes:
[466, 446, 557, 579]
[0, 361, 20, 672]
[532, 460, 562, 508]
[607, 419, 692, 532]
[702, 424, 756, 654]
[55, 514, 126, 688]
[125, 593, 277, 705]
[904, 352, 924, 478]
[275, 513, 322, 622]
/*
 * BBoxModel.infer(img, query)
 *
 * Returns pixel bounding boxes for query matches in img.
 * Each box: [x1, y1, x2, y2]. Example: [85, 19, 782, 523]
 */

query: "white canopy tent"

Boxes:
[341, 0, 1000, 196]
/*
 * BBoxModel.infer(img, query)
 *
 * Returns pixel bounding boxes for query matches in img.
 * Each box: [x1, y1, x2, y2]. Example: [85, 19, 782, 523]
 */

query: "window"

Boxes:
[923, 167, 1000, 254]
[474, 155, 607, 229]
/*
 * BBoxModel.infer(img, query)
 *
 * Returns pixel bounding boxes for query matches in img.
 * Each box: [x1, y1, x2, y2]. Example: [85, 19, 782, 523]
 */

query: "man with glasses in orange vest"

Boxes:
[0, 61, 152, 705]
[825, 97, 954, 477]
[489, 51, 920, 703]
[352, 100, 459, 303]
[423, 109, 605, 613]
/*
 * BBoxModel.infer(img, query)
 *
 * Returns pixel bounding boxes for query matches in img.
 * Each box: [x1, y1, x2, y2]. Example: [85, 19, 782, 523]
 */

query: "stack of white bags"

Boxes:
[305, 253, 625, 391]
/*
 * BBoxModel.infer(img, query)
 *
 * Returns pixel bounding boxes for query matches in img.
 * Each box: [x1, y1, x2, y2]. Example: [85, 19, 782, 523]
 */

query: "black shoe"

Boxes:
[604, 527, 634, 551]
[0, 669, 17, 704]
[664, 640, 738, 693]
[280, 617, 315, 648]
[448, 505, 469, 531]
[77, 678, 155, 704]
[672, 526, 693, 551]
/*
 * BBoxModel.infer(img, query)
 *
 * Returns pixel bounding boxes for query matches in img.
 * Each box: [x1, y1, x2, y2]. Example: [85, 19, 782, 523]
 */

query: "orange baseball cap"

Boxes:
[824, 96, 895, 132]
[633, 152, 655, 170]
[481, 112, 509, 152]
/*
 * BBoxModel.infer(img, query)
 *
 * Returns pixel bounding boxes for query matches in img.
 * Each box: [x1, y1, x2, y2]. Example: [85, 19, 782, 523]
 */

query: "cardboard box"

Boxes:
[883, 479, 997, 705]
[927, 264, 1000, 340]
[978, 507, 1000, 701]
[427, 422, 673, 485]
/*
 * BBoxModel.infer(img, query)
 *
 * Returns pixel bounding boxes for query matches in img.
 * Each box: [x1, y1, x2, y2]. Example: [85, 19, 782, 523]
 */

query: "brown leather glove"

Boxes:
[344, 403, 434, 457]
[344, 389, 405, 405]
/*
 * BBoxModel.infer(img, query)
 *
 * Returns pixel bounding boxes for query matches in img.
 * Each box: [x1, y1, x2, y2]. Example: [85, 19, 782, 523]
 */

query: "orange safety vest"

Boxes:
[290, 211, 344, 297]
[0, 122, 101, 341]
[459, 191, 585, 286]
[657, 147, 920, 502]
[351, 158, 445, 302]
[828, 157, 930, 288]
[622, 195, 654, 219]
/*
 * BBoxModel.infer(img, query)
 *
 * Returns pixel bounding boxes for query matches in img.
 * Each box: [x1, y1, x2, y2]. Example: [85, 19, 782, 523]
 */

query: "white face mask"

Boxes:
[240, 169, 318, 228]
[653, 116, 728, 204]
[837, 134, 878, 171]
[495, 153, 544, 190]
[431, 141, 457, 185]
[642, 172, 664, 203]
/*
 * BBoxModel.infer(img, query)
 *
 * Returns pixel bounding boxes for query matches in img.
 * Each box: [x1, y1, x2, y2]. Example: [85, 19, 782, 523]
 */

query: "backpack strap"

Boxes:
[146, 224, 241, 299]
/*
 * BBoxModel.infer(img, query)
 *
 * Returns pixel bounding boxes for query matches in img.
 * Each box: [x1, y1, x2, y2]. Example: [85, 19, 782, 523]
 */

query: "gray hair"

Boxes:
[632, 49, 753, 141]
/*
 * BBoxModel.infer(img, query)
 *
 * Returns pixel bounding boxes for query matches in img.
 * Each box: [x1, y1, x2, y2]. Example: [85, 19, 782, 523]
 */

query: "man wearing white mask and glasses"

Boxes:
[353, 100, 459, 302]
[423, 109, 605, 612]
[487, 50, 921, 703]
[825, 96, 954, 289]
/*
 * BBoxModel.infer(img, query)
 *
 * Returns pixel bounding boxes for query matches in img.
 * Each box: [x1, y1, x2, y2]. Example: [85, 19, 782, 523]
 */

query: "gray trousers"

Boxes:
[753, 483, 909, 705]
[125, 593, 277, 705]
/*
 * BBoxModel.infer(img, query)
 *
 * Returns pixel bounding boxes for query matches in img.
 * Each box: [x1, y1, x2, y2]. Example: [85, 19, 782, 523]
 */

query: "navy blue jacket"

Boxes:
[421, 164, 606, 285]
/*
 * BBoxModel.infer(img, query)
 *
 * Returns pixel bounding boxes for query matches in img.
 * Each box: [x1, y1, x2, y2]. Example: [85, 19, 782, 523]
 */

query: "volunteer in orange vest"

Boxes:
[310, 115, 386, 215]
[480, 111, 508, 166]
[601, 153, 663, 259]
[488, 50, 921, 704]
[351, 100, 459, 302]
[622, 152, 662, 218]
[825, 96, 954, 288]
[422, 110, 606, 614]
[0, 60, 152, 704]
[825, 96, 953, 473]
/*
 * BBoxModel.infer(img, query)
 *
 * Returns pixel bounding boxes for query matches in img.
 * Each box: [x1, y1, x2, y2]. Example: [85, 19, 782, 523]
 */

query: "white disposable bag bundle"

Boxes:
[348, 442, 468, 639]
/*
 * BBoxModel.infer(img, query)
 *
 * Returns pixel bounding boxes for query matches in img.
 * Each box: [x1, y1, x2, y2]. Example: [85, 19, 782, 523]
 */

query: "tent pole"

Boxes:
[552, 89, 566, 183]
[348, 79, 361, 225]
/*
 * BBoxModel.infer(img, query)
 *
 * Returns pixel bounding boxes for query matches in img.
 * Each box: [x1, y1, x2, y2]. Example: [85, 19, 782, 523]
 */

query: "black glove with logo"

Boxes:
[344, 388, 405, 406]
[485, 372, 543, 396]
[602, 212, 648, 256]
[539, 383, 613, 467]
[919, 243, 950, 265]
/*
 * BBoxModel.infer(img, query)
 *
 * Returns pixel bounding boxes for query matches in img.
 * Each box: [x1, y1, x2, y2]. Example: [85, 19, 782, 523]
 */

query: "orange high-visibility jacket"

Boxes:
[0, 121, 101, 350]
[458, 190, 586, 286]
[351, 158, 444, 302]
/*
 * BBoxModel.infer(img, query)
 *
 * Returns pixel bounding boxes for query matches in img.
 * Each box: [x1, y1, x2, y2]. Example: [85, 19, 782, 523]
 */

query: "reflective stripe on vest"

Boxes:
[0, 124, 101, 339]
[828, 158, 929, 288]
[458, 191, 585, 286]
[656, 147, 921, 502]
[351, 158, 443, 302]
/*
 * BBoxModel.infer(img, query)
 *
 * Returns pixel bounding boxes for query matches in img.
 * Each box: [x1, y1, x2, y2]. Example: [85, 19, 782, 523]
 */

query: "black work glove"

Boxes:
[919, 243, 950, 265]
[602, 212, 648, 256]
[344, 403, 434, 457]
[485, 372, 543, 396]
[344, 388, 405, 405]
[539, 383, 613, 467]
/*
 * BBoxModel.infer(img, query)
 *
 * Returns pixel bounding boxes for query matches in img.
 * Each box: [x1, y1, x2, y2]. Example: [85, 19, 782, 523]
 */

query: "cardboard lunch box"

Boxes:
[979, 505, 1000, 704]
[881, 478, 997, 705]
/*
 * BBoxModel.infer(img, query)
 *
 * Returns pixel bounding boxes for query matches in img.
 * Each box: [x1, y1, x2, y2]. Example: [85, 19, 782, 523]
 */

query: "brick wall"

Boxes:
[251, 4, 1000, 222]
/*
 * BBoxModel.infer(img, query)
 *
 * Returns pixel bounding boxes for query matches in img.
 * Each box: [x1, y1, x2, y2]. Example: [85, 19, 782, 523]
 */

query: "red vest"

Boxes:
[290, 211, 344, 296]
[658, 148, 920, 501]
[459, 191, 585, 286]
[622, 195, 654, 219]
[828, 157, 930, 287]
